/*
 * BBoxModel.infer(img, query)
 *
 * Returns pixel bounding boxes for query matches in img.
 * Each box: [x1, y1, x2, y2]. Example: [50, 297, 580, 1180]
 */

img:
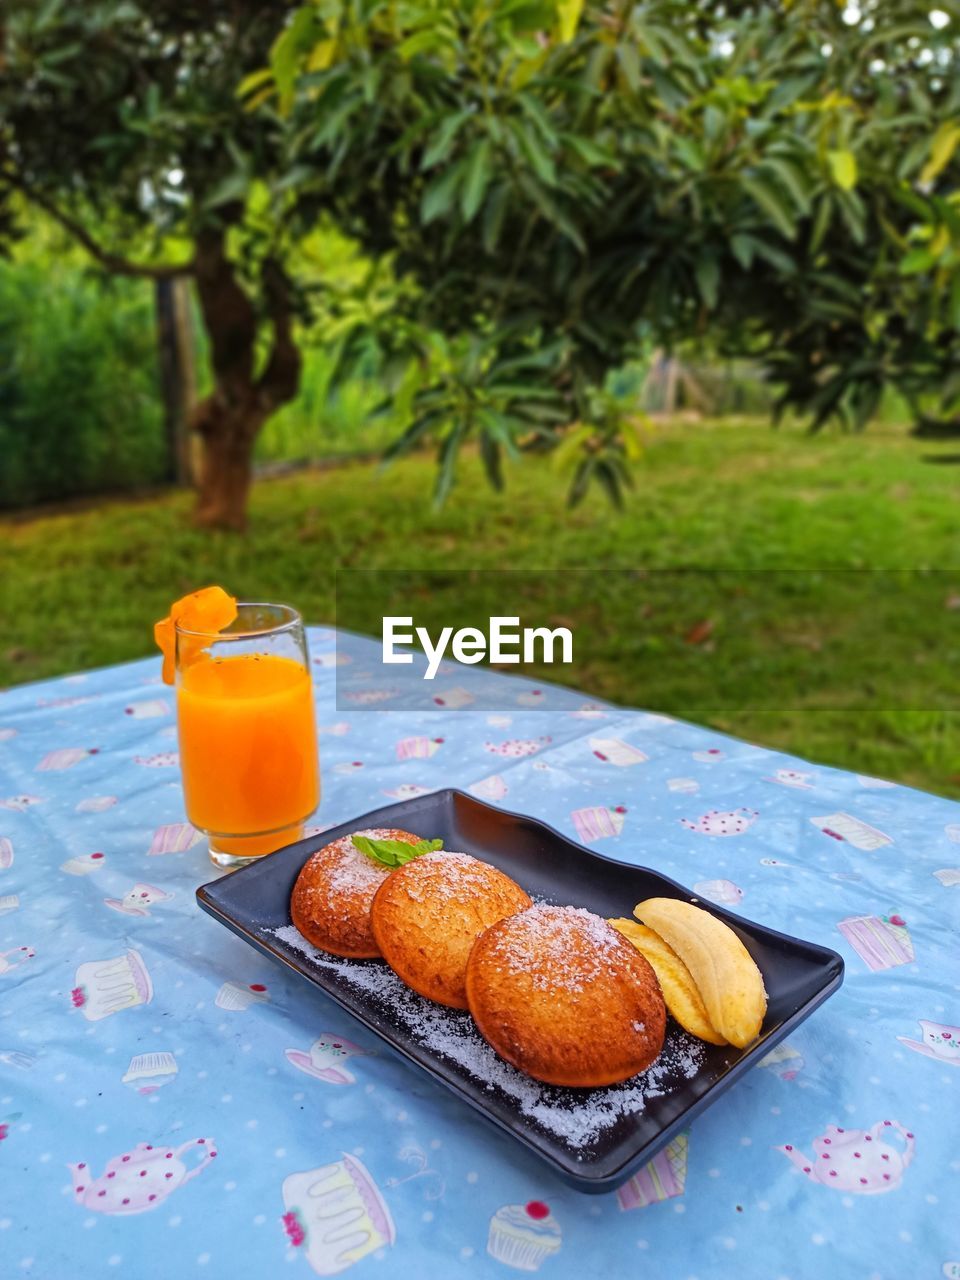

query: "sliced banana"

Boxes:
[633, 897, 767, 1049]
[609, 918, 727, 1045]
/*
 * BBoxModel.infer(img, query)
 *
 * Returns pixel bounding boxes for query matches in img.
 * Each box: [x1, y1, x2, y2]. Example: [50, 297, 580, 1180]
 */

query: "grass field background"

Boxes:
[1, 418, 957, 796]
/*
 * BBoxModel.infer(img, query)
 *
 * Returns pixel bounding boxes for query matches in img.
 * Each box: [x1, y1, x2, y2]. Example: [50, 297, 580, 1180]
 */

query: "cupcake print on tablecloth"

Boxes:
[75, 795, 117, 813]
[0, 836, 13, 869]
[215, 980, 269, 1011]
[147, 823, 201, 856]
[381, 784, 434, 800]
[281, 1154, 395, 1275]
[395, 736, 443, 761]
[667, 777, 699, 794]
[469, 775, 509, 802]
[570, 702, 606, 720]
[37, 747, 98, 771]
[933, 868, 960, 887]
[122, 1051, 179, 1093]
[589, 737, 648, 766]
[72, 950, 153, 1020]
[123, 699, 170, 719]
[432, 687, 475, 709]
[571, 805, 626, 842]
[837, 912, 914, 971]
[757, 1043, 804, 1081]
[61, 851, 106, 876]
[616, 1134, 688, 1210]
[487, 1200, 562, 1271]
[767, 768, 814, 789]
[0, 894, 20, 915]
[811, 812, 892, 851]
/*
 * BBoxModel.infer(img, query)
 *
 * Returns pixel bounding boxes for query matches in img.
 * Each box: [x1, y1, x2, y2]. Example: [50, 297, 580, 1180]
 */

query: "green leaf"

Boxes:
[510, 120, 557, 186]
[203, 170, 250, 209]
[461, 138, 492, 223]
[694, 251, 719, 308]
[351, 835, 443, 868]
[517, 173, 585, 250]
[556, 0, 584, 43]
[920, 122, 960, 187]
[674, 136, 704, 173]
[397, 29, 444, 60]
[561, 133, 615, 168]
[616, 42, 641, 93]
[482, 183, 510, 252]
[421, 109, 473, 170]
[900, 248, 936, 276]
[730, 234, 755, 270]
[950, 272, 960, 332]
[434, 422, 464, 507]
[421, 161, 464, 224]
[809, 196, 833, 254]
[479, 431, 504, 490]
[742, 174, 797, 240]
[270, 6, 318, 114]
[827, 148, 858, 192]
[761, 156, 813, 213]
[836, 190, 867, 245]
[236, 68, 274, 101]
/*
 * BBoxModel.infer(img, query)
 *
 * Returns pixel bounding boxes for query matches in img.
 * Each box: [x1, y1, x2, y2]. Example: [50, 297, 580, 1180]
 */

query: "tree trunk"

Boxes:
[193, 405, 261, 531]
[155, 277, 198, 485]
[187, 229, 302, 531]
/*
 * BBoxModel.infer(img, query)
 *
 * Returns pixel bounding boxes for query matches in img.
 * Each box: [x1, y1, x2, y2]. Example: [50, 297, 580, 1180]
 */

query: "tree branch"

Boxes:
[257, 257, 302, 410]
[1, 169, 195, 280]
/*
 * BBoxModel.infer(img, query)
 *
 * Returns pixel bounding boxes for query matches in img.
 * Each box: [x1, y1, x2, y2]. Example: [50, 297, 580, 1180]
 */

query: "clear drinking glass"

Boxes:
[174, 603, 320, 869]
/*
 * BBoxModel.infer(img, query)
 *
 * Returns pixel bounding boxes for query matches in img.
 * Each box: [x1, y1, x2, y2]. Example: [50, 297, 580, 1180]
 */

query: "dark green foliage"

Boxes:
[0, 262, 166, 506]
[259, 0, 960, 502]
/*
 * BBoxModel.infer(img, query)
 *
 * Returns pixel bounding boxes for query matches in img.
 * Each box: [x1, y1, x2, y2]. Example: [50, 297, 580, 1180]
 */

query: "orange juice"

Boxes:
[176, 653, 319, 856]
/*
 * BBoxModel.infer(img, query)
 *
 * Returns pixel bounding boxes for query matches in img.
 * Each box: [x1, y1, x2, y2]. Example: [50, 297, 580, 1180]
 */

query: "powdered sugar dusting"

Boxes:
[397, 849, 512, 902]
[484, 903, 633, 993]
[301, 828, 403, 903]
[272, 924, 703, 1149]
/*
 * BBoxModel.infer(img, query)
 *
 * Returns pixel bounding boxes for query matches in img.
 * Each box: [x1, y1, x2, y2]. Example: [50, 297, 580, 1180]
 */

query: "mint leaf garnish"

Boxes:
[351, 835, 443, 868]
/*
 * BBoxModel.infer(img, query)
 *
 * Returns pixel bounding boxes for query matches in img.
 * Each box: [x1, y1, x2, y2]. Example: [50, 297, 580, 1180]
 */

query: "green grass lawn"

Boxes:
[1, 418, 958, 796]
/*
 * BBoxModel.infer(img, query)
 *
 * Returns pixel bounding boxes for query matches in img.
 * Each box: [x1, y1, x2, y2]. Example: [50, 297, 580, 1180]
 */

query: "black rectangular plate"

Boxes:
[197, 789, 843, 1193]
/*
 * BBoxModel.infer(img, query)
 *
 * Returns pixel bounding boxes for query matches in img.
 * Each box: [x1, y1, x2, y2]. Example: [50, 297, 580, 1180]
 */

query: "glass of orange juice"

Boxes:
[174, 603, 320, 868]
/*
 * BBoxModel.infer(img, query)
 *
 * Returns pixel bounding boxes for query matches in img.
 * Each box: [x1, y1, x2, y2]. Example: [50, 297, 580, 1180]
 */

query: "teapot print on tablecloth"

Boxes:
[680, 808, 758, 837]
[70, 1138, 216, 1215]
[779, 1120, 914, 1194]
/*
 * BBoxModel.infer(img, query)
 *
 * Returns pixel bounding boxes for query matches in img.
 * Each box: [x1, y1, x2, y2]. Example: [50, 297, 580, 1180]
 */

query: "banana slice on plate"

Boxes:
[609, 917, 727, 1045]
[633, 897, 767, 1049]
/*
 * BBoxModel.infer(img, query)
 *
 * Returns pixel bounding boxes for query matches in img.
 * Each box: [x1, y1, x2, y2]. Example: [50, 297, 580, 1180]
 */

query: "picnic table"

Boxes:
[1, 628, 958, 1279]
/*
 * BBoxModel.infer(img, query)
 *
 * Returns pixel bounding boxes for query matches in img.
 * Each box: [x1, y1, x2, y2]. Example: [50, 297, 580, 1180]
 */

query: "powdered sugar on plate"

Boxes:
[272, 924, 703, 1150]
[480, 903, 634, 993]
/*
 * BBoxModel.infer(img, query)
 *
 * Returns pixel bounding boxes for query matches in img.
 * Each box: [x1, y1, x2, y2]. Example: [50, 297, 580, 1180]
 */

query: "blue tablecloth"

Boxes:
[2, 629, 959, 1279]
